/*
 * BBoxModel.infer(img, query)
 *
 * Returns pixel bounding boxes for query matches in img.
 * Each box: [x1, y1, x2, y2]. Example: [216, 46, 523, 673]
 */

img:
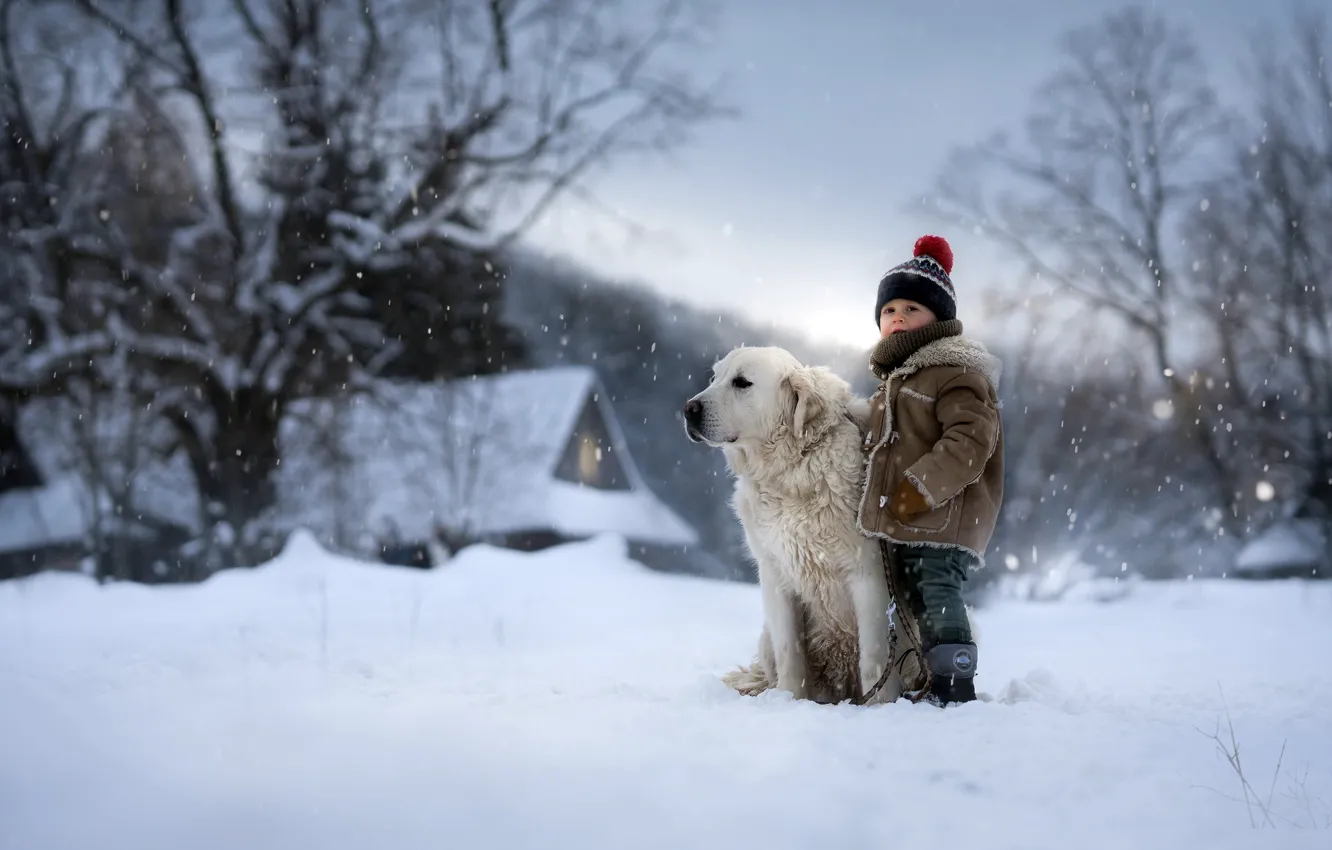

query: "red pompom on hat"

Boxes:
[913, 234, 954, 275]
[874, 234, 959, 325]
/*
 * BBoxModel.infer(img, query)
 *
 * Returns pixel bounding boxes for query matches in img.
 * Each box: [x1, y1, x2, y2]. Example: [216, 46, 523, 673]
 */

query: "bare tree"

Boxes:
[388, 376, 549, 553]
[1183, 8, 1332, 563]
[922, 7, 1247, 546]
[277, 374, 549, 561]
[64, 383, 148, 580]
[38, 382, 193, 581]
[0, 0, 729, 567]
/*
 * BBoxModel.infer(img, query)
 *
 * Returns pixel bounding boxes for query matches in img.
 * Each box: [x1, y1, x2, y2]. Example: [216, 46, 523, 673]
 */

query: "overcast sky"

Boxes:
[522, 0, 1278, 350]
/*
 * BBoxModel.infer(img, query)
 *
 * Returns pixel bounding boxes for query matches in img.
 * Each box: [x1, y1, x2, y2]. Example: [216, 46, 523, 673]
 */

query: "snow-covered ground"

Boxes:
[2, 532, 1329, 850]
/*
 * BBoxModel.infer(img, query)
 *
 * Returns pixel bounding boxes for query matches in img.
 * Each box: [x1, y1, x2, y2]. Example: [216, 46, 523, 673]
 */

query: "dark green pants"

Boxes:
[892, 544, 975, 648]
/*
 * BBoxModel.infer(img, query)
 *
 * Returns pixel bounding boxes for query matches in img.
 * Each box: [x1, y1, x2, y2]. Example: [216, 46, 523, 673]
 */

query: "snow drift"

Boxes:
[1, 531, 1329, 850]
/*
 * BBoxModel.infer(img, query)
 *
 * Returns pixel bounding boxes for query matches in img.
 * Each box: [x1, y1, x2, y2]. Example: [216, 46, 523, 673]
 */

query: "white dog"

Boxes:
[684, 346, 911, 705]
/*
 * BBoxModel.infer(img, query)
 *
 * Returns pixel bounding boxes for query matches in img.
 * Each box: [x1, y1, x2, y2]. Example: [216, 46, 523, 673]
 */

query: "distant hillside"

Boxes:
[500, 248, 872, 581]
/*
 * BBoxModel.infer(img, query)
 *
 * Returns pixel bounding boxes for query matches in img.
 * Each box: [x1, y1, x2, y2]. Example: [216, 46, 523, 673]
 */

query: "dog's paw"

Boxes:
[721, 664, 772, 697]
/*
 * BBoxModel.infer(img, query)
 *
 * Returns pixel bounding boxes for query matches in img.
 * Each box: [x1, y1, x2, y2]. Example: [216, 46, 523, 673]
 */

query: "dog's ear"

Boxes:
[783, 366, 829, 441]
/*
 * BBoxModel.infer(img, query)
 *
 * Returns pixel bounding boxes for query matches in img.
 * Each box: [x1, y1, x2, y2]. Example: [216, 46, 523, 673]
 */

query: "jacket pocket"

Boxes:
[901, 494, 955, 534]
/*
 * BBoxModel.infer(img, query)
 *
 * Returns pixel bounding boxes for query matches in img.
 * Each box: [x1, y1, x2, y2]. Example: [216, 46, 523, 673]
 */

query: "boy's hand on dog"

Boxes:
[892, 478, 932, 520]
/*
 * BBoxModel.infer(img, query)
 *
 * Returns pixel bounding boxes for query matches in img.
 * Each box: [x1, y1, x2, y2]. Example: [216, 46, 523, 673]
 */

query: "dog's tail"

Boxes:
[721, 661, 773, 697]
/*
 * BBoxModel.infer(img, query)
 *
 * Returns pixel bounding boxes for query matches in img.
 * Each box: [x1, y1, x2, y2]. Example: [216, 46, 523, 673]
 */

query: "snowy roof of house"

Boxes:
[0, 473, 90, 554]
[1234, 519, 1327, 573]
[278, 365, 698, 549]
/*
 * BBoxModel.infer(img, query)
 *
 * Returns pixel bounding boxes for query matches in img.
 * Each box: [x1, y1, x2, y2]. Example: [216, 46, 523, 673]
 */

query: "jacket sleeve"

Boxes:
[902, 372, 1000, 509]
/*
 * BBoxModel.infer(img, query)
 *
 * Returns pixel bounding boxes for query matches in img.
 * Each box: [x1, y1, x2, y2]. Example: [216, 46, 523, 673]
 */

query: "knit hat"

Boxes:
[873, 235, 957, 326]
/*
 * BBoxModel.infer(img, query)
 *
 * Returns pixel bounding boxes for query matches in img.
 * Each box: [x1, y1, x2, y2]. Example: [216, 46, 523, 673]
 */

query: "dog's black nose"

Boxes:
[683, 399, 702, 422]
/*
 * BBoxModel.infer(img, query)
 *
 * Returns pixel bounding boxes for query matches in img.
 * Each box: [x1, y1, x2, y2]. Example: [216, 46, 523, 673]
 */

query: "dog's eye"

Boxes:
[731, 375, 751, 389]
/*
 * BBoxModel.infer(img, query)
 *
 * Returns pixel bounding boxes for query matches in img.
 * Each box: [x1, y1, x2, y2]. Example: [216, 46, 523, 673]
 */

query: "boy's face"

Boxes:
[879, 298, 937, 337]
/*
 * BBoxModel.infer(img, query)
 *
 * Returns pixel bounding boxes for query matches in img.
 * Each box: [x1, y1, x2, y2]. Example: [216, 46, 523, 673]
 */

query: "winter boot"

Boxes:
[923, 642, 977, 707]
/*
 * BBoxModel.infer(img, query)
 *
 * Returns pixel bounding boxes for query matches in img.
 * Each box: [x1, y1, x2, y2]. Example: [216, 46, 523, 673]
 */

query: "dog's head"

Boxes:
[682, 346, 850, 449]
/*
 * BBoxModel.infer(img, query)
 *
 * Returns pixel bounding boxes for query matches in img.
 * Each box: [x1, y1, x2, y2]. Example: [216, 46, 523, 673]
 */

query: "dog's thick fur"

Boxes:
[684, 346, 912, 704]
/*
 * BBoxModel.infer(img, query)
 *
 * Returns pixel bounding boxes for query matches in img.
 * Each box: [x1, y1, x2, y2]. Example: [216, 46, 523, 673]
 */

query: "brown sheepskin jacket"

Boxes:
[857, 330, 1005, 568]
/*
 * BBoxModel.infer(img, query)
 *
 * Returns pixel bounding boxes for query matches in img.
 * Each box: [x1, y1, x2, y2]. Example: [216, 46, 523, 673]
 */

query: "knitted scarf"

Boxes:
[869, 319, 964, 380]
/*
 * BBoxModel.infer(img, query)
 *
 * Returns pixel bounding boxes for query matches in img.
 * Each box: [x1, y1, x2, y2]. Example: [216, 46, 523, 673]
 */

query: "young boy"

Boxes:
[857, 235, 1005, 707]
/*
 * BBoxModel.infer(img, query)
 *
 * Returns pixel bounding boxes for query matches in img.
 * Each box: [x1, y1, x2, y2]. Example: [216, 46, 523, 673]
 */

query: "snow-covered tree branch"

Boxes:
[0, 0, 728, 569]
